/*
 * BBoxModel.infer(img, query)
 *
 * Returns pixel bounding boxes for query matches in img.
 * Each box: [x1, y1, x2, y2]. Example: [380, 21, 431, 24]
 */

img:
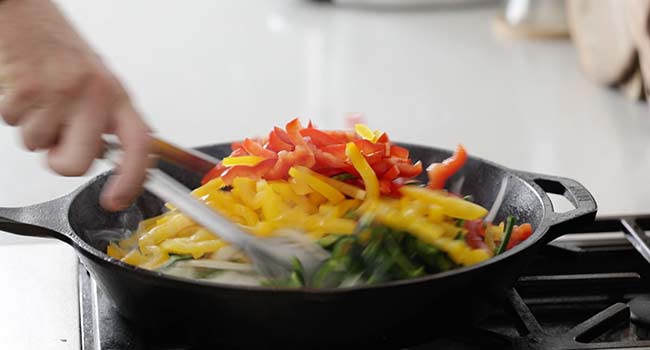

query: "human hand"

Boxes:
[0, 0, 151, 211]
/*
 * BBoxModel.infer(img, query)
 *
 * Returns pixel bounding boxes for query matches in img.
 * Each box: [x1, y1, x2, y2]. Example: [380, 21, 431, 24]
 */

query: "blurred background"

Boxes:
[1, 0, 650, 220]
[3, 1, 650, 349]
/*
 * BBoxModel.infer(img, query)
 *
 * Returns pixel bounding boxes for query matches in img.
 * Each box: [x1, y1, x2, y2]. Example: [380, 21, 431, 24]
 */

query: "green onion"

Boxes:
[495, 216, 516, 255]
[384, 234, 425, 278]
[157, 254, 192, 270]
[331, 173, 356, 181]
[318, 235, 342, 248]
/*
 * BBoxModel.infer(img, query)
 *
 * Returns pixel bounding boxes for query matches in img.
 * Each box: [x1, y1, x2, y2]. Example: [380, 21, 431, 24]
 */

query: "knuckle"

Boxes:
[54, 70, 90, 97]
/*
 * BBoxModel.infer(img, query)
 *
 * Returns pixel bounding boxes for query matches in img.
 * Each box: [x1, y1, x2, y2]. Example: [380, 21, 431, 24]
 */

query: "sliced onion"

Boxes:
[484, 177, 508, 224]
[450, 175, 465, 195]
[176, 260, 254, 272]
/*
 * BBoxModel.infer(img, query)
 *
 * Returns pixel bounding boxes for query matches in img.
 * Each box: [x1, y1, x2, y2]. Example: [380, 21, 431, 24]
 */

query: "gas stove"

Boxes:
[78, 215, 650, 349]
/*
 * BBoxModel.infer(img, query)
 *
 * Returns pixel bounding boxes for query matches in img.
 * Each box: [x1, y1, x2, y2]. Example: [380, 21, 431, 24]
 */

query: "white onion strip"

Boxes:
[484, 177, 508, 224]
[176, 260, 254, 272]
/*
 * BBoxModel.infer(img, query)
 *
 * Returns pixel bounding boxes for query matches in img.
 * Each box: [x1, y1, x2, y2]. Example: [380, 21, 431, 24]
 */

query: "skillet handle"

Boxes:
[514, 171, 597, 242]
[0, 194, 75, 243]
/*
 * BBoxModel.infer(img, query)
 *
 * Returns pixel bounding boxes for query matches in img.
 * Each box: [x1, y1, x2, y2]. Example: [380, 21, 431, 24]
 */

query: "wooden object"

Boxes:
[567, 0, 637, 86]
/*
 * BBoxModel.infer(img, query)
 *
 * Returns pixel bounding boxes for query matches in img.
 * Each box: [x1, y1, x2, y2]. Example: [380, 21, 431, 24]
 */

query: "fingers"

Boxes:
[47, 83, 109, 176]
[20, 106, 64, 151]
[0, 79, 41, 126]
[100, 102, 152, 212]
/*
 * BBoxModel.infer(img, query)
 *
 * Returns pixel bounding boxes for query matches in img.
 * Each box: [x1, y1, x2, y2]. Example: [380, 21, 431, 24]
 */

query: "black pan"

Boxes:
[0, 143, 597, 348]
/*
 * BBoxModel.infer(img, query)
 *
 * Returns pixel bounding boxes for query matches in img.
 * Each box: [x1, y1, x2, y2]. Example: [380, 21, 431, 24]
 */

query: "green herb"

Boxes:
[414, 240, 455, 272]
[495, 216, 516, 255]
[288, 257, 305, 287]
[454, 231, 464, 240]
[318, 235, 342, 248]
[384, 234, 425, 278]
[403, 179, 423, 186]
[263, 257, 305, 288]
[353, 212, 375, 235]
[157, 254, 192, 270]
[456, 219, 465, 228]
[312, 257, 353, 288]
[331, 173, 357, 181]
[343, 210, 359, 220]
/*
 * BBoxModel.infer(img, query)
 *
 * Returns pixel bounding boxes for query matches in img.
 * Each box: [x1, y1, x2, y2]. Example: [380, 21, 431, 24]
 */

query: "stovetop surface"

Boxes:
[79, 216, 650, 350]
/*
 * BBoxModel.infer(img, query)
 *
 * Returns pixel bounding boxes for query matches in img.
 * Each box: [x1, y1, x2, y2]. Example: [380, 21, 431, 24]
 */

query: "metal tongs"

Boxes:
[103, 136, 329, 281]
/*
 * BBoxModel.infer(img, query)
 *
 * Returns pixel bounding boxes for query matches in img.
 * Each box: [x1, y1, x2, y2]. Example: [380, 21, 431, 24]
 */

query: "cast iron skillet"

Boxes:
[0, 143, 596, 348]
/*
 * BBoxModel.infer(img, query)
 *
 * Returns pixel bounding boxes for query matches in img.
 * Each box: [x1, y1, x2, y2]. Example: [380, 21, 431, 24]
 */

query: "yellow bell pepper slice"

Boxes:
[160, 230, 227, 259]
[427, 204, 445, 223]
[296, 166, 366, 200]
[400, 186, 487, 220]
[367, 200, 444, 244]
[314, 218, 357, 235]
[308, 192, 328, 206]
[259, 184, 287, 221]
[138, 213, 195, 249]
[232, 203, 259, 226]
[140, 253, 169, 270]
[289, 167, 345, 204]
[461, 249, 491, 265]
[139, 246, 170, 270]
[345, 142, 379, 201]
[268, 181, 316, 214]
[289, 177, 312, 195]
[221, 155, 266, 167]
[107, 242, 127, 259]
[231, 177, 260, 209]
[121, 249, 148, 266]
[354, 124, 382, 143]
[336, 199, 362, 217]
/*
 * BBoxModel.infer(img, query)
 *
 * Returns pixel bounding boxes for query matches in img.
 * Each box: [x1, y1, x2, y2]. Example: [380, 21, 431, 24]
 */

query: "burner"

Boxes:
[78, 216, 650, 349]
[630, 295, 650, 328]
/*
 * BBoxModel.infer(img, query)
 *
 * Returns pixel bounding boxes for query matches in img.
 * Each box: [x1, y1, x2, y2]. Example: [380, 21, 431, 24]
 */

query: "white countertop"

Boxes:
[1, 1, 649, 348]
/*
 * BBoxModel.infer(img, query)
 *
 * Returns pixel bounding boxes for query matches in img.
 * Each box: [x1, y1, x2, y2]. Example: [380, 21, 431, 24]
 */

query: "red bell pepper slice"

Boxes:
[465, 220, 488, 250]
[321, 144, 346, 159]
[427, 144, 468, 190]
[396, 160, 423, 178]
[390, 145, 409, 159]
[364, 150, 385, 165]
[324, 130, 355, 144]
[352, 139, 385, 156]
[220, 158, 276, 184]
[506, 223, 533, 250]
[309, 144, 347, 169]
[371, 159, 393, 177]
[376, 132, 389, 143]
[242, 138, 278, 159]
[300, 127, 340, 148]
[230, 147, 248, 157]
[267, 130, 294, 152]
[274, 126, 294, 144]
[265, 145, 315, 180]
[464, 219, 486, 237]
[201, 163, 227, 185]
[381, 165, 400, 181]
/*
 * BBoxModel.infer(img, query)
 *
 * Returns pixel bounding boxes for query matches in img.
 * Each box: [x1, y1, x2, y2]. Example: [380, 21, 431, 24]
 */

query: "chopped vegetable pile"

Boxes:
[107, 119, 533, 287]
